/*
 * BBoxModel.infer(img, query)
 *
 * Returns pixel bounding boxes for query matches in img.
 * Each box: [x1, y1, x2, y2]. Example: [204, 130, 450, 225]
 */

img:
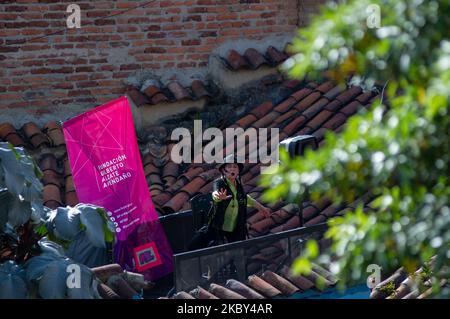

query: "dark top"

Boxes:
[208, 176, 248, 239]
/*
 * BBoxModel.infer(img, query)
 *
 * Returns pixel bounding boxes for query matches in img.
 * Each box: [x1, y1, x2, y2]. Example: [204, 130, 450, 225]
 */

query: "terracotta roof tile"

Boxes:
[274, 96, 296, 113]
[209, 283, 246, 299]
[222, 46, 288, 71]
[166, 176, 189, 194]
[42, 170, 62, 187]
[301, 205, 319, 221]
[173, 291, 195, 299]
[43, 121, 65, 147]
[97, 283, 120, 299]
[189, 286, 219, 299]
[30, 134, 50, 148]
[146, 173, 163, 186]
[247, 275, 282, 298]
[252, 111, 279, 129]
[153, 154, 169, 169]
[279, 265, 316, 291]
[126, 87, 149, 107]
[295, 92, 328, 117]
[236, 114, 258, 128]
[283, 115, 307, 136]
[150, 184, 164, 197]
[280, 203, 300, 215]
[249, 101, 273, 118]
[323, 113, 347, 130]
[181, 176, 207, 196]
[320, 205, 341, 218]
[355, 91, 375, 104]
[323, 85, 344, 100]
[151, 92, 170, 104]
[333, 124, 345, 134]
[144, 162, 160, 176]
[152, 192, 172, 207]
[282, 79, 302, 89]
[161, 161, 178, 177]
[323, 99, 343, 112]
[306, 81, 319, 90]
[279, 215, 301, 231]
[296, 126, 313, 135]
[225, 279, 265, 299]
[304, 214, 326, 227]
[65, 175, 75, 193]
[180, 166, 204, 181]
[266, 46, 288, 65]
[247, 211, 266, 224]
[268, 211, 288, 225]
[191, 80, 211, 99]
[172, 256, 343, 299]
[63, 157, 72, 177]
[269, 225, 284, 234]
[65, 190, 79, 207]
[162, 191, 190, 214]
[291, 87, 313, 102]
[370, 268, 408, 299]
[22, 122, 50, 148]
[132, 78, 215, 106]
[1, 132, 26, 147]
[142, 153, 154, 166]
[250, 218, 280, 234]
[312, 127, 328, 141]
[261, 270, 300, 295]
[312, 263, 338, 285]
[260, 73, 284, 86]
[273, 109, 297, 126]
[301, 97, 329, 118]
[91, 264, 124, 282]
[225, 49, 248, 70]
[149, 143, 168, 159]
[167, 81, 191, 101]
[306, 109, 334, 130]
[143, 85, 162, 99]
[39, 153, 58, 172]
[43, 184, 62, 209]
[198, 182, 213, 194]
[199, 169, 220, 182]
[315, 81, 335, 94]
[22, 122, 42, 139]
[335, 86, 362, 105]
[0, 123, 18, 140]
[244, 48, 267, 69]
[339, 100, 362, 116]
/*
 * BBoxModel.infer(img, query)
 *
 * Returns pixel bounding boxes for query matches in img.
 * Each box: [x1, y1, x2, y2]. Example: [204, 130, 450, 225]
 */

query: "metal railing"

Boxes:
[159, 193, 212, 254]
[172, 222, 328, 292]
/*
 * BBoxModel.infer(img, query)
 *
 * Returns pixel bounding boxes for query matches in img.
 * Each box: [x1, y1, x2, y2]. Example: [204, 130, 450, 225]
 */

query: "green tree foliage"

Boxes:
[261, 0, 449, 297]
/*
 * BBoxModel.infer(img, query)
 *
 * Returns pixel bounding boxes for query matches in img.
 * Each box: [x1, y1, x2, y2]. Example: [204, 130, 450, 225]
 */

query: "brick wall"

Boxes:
[0, 0, 324, 120]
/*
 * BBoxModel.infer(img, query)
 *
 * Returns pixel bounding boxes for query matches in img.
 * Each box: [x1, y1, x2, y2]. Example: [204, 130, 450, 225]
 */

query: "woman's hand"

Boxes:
[216, 188, 232, 201]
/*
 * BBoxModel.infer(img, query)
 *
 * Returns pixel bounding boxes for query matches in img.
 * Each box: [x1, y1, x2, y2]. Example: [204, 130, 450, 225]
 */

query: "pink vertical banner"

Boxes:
[63, 96, 173, 281]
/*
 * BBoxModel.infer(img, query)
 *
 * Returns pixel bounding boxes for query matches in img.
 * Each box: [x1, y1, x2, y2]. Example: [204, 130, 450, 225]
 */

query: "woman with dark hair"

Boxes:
[187, 158, 271, 250]
[208, 160, 271, 244]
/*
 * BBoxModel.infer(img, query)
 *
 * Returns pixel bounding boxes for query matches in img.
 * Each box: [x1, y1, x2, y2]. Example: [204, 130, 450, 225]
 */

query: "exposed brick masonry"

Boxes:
[0, 0, 324, 116]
